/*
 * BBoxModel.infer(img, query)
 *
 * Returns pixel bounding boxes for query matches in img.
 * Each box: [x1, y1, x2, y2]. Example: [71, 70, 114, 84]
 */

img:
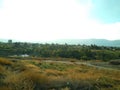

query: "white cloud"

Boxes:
[0, 0, 120, 41]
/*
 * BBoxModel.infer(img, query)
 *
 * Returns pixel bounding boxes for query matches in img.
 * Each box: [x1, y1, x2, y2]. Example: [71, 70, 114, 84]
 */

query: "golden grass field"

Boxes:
[0, 57, 120, 90]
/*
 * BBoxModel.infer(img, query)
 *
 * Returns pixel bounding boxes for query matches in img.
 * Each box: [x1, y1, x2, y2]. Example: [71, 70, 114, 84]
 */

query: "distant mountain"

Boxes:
[0, 39, 9, 42]
[0, 39, 20, 43]
[48, 39, 120, 47]
[0, 39, 120, 47]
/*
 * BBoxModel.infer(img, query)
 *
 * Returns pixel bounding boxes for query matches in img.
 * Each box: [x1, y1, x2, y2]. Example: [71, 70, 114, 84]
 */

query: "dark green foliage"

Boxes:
[0, 42, 120, 60]
[31, 62, 71, 71]
[109, 60, 120, 65]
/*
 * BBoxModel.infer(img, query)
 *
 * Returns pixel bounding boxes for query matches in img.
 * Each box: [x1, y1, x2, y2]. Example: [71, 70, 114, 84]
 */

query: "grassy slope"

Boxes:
[0, 57, 120, 90]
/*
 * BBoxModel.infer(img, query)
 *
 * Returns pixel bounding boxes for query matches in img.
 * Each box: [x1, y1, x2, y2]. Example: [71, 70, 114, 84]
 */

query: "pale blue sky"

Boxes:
[0, 0, 120, 41]
[90, 0, 120, 23]
[0, 0, 2, 8]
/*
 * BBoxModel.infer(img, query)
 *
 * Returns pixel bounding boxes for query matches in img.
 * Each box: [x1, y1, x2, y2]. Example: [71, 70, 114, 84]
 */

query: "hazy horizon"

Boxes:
[0, 0, 120, 41]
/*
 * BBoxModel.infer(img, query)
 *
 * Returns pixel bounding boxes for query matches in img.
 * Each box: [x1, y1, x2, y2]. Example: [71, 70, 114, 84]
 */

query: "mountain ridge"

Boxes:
[47, 39, 120, 47]
[0, 39, 120, 47]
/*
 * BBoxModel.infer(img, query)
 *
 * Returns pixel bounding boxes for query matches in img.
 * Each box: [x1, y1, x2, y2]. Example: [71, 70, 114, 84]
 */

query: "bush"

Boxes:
[11, 62, 27, 72]
[4, 73, 34, 90]
[109, 60, 120, 65]
[95, 77, 120, 89]
[0, 65, 6, 86]
[0, 58, 12, 65]
[0, 87, 11, 90]
[21, 71, 49, 90]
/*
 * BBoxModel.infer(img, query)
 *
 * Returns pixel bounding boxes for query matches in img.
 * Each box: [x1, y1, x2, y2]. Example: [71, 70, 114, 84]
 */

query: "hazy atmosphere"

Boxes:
[0, 1, 120, 90]
[0, 0, 120, 41]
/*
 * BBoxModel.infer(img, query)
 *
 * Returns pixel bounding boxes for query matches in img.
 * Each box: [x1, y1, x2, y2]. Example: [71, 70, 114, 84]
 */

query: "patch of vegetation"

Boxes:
[0, 57, 120, 90]
[109, 60, 120, 65]
[0, 42, 120, 61]
[31, 61, 74, 71]
[0, 58, 12, 66]
[95, 76, 120, 89]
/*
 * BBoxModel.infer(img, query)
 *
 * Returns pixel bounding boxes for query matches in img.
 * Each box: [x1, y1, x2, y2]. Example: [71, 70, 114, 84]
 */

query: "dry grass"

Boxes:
[0, 65, 5, 72]
[21, 70, 49, 89]
[0, 58, 12, 65]
[4, 72, 34, 90]
[21, 58, 120, 90]
[0, 58, 120, 90]
[0, 87, 11, 90]
[45, 69, 65, 76]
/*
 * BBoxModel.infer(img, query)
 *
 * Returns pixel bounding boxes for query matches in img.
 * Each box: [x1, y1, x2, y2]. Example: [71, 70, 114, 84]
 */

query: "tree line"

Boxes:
[0, 42, 120, 61]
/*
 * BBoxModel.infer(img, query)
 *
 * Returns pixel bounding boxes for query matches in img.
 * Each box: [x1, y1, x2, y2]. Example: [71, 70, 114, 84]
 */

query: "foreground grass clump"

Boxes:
[0, 58, 12, 65]
[0, 58, 120, 90]
[4, 72, 34, 90]
[21, 70, 49, 90]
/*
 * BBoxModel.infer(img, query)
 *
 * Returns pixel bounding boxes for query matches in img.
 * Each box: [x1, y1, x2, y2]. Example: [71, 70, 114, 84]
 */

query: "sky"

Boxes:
[0, 0, 120, 42]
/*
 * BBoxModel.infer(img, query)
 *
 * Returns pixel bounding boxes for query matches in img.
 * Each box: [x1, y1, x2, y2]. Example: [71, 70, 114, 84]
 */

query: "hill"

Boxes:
[48, 39, 120, 47]
[0, 39, 120, 47]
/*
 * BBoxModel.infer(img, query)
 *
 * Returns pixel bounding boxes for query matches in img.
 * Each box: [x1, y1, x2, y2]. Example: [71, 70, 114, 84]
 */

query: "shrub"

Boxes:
[0, 87, 11, 90]
[0, 65, 6, 86]
[0, 58, 12, 65]
[66, 77, 95, 90]
[4, 73, 34, 90]
[95, 77, 117, 89]
[109, 60, 120, 65]
[21, 71, 49, 90]
[11, 62, 27, 72]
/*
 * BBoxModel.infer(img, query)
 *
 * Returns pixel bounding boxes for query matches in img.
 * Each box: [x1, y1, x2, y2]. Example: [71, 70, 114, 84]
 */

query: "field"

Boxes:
[0, 57, 120, 90]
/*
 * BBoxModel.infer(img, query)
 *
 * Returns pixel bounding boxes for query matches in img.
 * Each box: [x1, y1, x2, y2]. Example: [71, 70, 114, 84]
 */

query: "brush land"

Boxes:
[0, 57, 120, 90]
[0, 42, 120, 90]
